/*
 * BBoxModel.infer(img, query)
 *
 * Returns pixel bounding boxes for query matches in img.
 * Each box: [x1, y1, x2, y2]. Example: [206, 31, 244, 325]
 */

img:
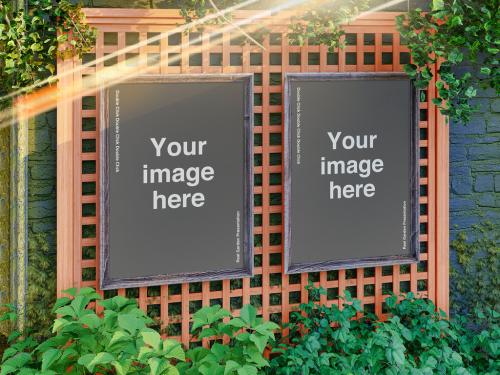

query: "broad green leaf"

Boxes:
[111, 360, 128, 375]
[41, 349, 61, 371]
[51, 297, 71, 312]
[52, 318, 68, 333]
[1, 352, 32, 372]
[142, 330, 161, 349]
[254, 321, 279, 337]
[228, 318, 247, 328]
[88, 352, 115, 372]
[118, 314, 141, 334]
[149, 357, 165, 375]
[237, 365, 258, 375]
[249, 333, 268, 353]
[54, 306, 75, 318]
[198, 327, 218, 339]
[163, 339, 185, 361]
[62, 288, 77, 297]
[79, 313, 101, 329]
[70, 296, 89, 317]
[211, 343, 229, 361]
[239, 305, 257, 326]
[107, 331, 130, 351]
[224, 360, 240, 375]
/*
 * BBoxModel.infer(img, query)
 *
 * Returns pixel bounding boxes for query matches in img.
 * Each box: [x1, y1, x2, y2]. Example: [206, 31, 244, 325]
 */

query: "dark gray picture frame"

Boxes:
[100, 74, 254, 289]
[283, 72, 420, 274]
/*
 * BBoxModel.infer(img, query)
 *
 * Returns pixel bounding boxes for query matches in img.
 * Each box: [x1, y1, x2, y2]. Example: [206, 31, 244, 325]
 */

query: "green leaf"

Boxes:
[237, 365, 258, 375]
[78, 352, 115, 372]
[79, 313, 101, 329]
[239, 305, 257, 327]
[62, 288, 77, 297]
[51, 297, 71, 312]
[228, 318, 247, 329]
[432, 0, 444, 11]
[111, 360, 128, 375]
[163, 339, 185, 361]
[211, 342, 229, 361]
[254, 321, 279, 337]
[142, 330, 161, 349]
[465, 86, 477, 98]
[480, 67, 491, 75]
[118, 314, 141, 334]
[70, 295, 89, 317]
[149, 357, 165, 375]
[107, 331, 130, 351]
[41, 349, 61, 371]
[224, 360, 240, 375]
[249, 333, 268, 353]
[198, 327, 218, 339]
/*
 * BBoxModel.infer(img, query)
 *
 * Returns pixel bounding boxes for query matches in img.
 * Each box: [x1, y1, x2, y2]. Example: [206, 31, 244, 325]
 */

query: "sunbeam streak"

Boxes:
[0, 0, 260, 104]
[8, 0, 313, 127]
[2, 0, 409, 130]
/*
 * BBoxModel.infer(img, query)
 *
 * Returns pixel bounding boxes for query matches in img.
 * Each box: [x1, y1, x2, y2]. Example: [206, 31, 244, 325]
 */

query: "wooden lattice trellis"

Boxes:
[57, 9, 449, 347]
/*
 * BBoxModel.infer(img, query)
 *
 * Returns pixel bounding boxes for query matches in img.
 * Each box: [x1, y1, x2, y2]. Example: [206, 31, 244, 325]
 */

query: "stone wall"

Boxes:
[450, 86, 500, 237]
[0, 126, 10, 336]
[26, 111, 57, 334]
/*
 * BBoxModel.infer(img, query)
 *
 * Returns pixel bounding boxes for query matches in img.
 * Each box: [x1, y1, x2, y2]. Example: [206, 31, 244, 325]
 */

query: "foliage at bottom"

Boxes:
[0, 286, 498, 374]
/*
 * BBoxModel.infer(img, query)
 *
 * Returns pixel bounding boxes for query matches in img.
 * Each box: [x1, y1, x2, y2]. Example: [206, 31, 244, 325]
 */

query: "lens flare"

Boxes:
[3, 0, 407, 129]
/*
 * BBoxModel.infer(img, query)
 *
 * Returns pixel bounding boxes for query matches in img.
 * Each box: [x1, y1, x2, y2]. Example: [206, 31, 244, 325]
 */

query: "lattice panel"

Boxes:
[57, 10, 448, 347]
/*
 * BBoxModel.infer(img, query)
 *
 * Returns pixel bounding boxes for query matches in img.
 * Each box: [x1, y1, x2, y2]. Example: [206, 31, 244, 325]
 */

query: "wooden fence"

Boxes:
[57, 9, 449, 346]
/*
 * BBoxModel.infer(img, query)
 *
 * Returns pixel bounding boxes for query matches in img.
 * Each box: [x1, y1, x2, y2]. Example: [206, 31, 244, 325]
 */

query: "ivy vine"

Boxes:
[450, 222, 500, 328]
[396, 0, 499, 124]
[288, 0, 368, 50]
[0, 0, 96, 106]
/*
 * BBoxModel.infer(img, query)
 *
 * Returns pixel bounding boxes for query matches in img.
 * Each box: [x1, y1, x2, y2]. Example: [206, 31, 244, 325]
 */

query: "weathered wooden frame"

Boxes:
[283, 72, 420, 274]
[99, 74, 254, 289]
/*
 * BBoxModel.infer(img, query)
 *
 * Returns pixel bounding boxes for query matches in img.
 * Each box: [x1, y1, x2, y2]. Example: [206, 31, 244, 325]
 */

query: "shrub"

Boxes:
[0, 288, 277, 374]
[269, 285, 499, 375]
[0, 287, 184, 374]
[178, 303, 279, 374]
[0, 286, 498, 374]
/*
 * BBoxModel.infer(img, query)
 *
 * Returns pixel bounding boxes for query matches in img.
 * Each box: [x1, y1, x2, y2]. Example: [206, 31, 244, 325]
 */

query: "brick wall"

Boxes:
[450, 85, 500, 238]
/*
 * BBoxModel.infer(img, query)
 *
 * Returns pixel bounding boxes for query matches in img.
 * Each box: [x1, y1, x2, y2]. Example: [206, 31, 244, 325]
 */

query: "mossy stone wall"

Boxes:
[26, 112, 57, 334]
[0, 127, 9, 336]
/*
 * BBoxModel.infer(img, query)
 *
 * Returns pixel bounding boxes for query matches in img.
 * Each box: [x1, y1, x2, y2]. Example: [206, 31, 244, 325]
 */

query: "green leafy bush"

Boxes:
[0, 288, 276, 374]
[269, 285, 499, 375]
[1, 286, 498, 374]
[1, 287, 185, 374]
[178, 304, 279, 374]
